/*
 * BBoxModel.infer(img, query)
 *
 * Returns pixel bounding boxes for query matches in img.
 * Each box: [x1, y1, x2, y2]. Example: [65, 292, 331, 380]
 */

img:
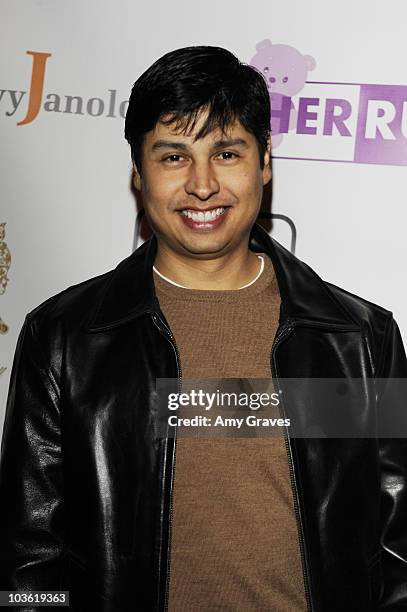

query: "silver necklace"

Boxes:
[153, 255, 265, 290]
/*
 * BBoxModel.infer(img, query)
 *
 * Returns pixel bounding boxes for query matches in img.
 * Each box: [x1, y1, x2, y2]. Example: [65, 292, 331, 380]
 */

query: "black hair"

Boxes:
[124, 46, 271, 172]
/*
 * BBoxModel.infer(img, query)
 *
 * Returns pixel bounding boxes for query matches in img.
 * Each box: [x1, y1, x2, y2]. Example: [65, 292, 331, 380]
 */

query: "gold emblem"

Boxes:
[0, 223, 11, 295]
[0, 316, 8, 335]
[0, 222, 11, 374]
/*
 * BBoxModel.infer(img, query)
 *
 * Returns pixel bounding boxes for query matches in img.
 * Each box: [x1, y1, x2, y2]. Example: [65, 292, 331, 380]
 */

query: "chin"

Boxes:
[178, 239, 233, 258]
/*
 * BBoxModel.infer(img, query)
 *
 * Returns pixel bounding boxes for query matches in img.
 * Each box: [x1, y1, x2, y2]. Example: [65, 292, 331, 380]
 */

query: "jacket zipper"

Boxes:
[154, 311, 313, 612]
[271, 320, 313, 612]
[150, 312, 182, 612]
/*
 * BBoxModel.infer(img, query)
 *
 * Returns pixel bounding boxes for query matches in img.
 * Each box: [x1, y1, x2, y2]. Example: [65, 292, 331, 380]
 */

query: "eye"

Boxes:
[163, 154, 184, 163]
[282, 76, 288, 83]
[217, 151, 238, 160]
[269, 76, 276, 83]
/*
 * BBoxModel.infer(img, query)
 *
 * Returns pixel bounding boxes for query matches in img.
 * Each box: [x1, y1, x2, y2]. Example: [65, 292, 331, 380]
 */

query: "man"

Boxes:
[0, 45, 406, 611]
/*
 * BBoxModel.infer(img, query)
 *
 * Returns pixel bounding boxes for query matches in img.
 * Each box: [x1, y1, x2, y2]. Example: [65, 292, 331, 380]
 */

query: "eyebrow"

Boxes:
[151, 137, 249, 152]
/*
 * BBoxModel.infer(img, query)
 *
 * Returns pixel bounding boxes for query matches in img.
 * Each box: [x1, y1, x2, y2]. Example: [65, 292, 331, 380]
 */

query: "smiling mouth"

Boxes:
[177, 206, 230, 231]
[180, 207, 227, 222]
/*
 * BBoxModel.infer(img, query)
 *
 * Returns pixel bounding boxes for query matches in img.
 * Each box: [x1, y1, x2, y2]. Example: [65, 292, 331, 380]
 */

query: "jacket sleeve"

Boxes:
[378, 315, 407, 609]
[0, 315, 66, 593]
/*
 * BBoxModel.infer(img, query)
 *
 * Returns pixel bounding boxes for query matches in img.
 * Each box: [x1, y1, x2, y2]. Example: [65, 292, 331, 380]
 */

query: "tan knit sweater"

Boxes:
[154, 254, 307, 612]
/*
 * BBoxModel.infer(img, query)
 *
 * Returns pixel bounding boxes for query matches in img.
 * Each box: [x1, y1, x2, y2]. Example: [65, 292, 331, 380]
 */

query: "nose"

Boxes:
[184, 160, 220, 201]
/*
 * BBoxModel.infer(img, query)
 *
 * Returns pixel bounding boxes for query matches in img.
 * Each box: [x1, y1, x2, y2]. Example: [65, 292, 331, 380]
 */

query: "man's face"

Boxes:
[133, 109, 271, 260]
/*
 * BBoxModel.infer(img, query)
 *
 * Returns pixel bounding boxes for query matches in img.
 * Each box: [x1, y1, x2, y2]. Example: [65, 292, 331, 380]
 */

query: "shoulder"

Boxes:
[25, 263, 121, 337]
[23, 236, 153, 341]
[324, 279, 392, 328]
[10, 265, 122, 387]
[268, 234, 397, 371]
[323, 279, 397, 374]
[270, 233, 393, 333]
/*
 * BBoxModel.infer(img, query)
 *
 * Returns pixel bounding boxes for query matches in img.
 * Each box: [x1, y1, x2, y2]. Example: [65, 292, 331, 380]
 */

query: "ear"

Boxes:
[304, 54, 316, 71]
[132, 162, 142, 191]
[262, 135, 272, 185]
[256, 39, 273, 52]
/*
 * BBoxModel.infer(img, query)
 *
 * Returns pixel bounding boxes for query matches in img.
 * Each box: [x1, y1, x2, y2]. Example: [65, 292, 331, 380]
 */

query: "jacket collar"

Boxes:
[87, 223, 359, 332]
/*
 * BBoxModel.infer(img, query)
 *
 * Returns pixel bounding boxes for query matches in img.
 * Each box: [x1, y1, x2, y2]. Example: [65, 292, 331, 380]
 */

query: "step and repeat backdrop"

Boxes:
[1, 0, 406, 430]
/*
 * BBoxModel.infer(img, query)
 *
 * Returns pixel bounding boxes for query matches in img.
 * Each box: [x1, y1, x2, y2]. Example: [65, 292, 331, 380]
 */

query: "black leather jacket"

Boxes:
[1, 223, 406, 611]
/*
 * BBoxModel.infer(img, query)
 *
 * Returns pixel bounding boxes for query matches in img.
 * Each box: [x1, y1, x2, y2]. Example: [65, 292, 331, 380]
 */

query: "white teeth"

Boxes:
[181, 207, 226, 222]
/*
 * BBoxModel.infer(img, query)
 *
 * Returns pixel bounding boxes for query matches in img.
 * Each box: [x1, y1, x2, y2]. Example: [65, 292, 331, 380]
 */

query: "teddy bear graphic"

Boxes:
[250, 39, 316, 148]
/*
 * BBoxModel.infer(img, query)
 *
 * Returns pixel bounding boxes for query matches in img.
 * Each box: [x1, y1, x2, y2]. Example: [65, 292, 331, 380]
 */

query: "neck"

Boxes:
[154, 241, 261, 290]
